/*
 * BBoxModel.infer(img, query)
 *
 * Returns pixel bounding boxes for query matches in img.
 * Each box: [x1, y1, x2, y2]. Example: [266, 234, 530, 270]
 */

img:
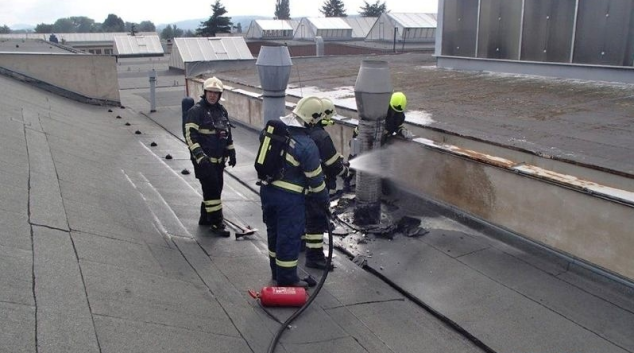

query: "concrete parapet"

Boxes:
[0, 53, 120, 104]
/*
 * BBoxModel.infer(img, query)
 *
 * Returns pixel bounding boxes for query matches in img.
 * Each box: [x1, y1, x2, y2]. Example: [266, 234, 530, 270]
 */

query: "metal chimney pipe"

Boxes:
[315, 36, 324, 57]
[148, 69, 157, 112]
[353, 60, 392, 225]
[256, 46, 292, 125]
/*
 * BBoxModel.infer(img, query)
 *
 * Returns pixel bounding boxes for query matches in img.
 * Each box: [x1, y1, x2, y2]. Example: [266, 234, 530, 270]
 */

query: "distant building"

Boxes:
[0, 32, 158, 55]
[294, 17, 353, 41]
[168, 37, 253, 75]
[113, 35, 163, 58]
[366, 13, 437, 43]
[344, 17, 378, 40]
[0, 33, 47, 40]
[245, 20, 294, 40]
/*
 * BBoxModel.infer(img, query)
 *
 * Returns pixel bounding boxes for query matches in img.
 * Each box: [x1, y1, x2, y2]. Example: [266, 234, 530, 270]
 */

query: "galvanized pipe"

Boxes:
[256, 46, 292, 125]
[315, 36, 324, 57]
[148, 69, 156, 112]
[353, 60, 392, 225]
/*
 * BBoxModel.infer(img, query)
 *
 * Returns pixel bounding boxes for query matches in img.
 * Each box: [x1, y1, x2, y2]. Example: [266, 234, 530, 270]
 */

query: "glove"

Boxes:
[228, 152, 236, 167]
[341, 165, 350, 179]
[325, 177, 337, 191]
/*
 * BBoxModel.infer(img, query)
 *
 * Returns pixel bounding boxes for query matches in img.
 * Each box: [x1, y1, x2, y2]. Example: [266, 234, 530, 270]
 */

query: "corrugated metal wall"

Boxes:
[441, 0, 634, 66]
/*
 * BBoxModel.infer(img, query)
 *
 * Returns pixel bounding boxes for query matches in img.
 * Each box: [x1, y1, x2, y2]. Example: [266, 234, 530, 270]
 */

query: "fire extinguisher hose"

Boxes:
[266, 213, 334, 353]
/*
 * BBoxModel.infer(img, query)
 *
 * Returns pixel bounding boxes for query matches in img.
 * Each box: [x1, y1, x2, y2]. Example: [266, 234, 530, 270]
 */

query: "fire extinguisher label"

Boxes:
[272, 287, 296, 295]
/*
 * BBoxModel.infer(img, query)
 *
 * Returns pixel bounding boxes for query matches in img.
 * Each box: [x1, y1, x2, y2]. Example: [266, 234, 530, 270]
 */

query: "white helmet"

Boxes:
[321, 98, 336, 121]
[292, 96, 323, 125]
[203, 77, 224, 92]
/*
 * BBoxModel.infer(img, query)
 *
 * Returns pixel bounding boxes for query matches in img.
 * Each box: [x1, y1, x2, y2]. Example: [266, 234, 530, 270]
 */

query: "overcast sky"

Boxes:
[2, 0, 438, 27]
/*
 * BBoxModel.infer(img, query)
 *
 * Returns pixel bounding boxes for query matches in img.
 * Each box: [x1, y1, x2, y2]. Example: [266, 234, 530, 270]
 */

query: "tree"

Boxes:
[160, 25, 183, 40]
[320, 0, 347, 17]
[69, 16, 95, 32]
[235, 23, 242, 33]
[183, 29, 196, 37]
[53, 18, 75, 33]
[138, 21, 156, 32]
[35, 23, 54, 33]
[0, 25, 10, 34]
[102, 14, 125, 32]
[197, 0, 233, 37]
[359, 0, 387, 17]
[274, 0, 291, 20]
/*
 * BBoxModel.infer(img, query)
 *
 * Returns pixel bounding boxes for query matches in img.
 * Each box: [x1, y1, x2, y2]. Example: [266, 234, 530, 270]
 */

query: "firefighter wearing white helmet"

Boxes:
[184, 76, 236, 237]
[259, 96, 329, 287]
[291, 95, 324, 125]
[300, 97, 348, 270]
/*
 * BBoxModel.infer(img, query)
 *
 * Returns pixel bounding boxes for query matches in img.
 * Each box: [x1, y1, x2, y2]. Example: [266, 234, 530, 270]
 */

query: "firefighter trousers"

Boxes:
[304, 198, 328, 261]
[261, 185, 305, 286]
[198, 164, 225, 226]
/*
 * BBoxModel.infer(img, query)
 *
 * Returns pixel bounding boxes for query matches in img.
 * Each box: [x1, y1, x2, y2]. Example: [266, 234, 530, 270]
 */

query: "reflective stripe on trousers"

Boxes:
[305, 197, 328, 259]
[261, 185, 305, 285]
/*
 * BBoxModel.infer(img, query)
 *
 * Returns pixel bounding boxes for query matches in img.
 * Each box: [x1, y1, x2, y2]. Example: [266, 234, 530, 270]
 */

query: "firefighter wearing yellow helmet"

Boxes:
[345, 91, 411, 191]
[184, 76, 236, 237]
[384, 91, 410, 142]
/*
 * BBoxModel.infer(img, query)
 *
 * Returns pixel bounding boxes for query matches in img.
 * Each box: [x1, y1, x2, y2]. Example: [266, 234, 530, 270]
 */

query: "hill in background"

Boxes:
[8, 15, 270, 34]
[157, 15, 269, 33]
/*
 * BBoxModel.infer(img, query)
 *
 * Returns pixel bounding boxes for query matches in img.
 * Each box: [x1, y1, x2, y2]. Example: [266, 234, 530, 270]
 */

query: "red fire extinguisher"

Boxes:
[249, 287, 307, 307]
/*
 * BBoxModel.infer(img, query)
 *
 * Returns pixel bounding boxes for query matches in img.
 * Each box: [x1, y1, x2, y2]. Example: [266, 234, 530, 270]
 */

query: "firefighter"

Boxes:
[260, 96, 329, 287]
[302, 98, 348, 270]
[344, 91, 411, 191]
[185, 77, 236, 237]
[383, 91, 411, 143]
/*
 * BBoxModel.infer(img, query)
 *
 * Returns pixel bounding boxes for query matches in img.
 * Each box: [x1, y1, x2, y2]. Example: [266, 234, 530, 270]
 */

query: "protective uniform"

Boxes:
[383, 92, 408, 142]
[185, 77, 236, 236]
[260, 96, 328, 286]
[303, 98, 347, 270]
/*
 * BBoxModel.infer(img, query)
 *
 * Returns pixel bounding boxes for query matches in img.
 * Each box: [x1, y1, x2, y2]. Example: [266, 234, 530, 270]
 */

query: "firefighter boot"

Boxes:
[305, 249, 334, 271]
[198, 202, 212, 225]
[211, 222, 231, 237]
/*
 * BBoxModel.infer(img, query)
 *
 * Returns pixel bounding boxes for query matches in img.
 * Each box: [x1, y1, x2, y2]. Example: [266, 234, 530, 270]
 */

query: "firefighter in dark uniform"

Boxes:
[185, 77, 236, 237]
[260, 96, 329, 287]
[302, 98, 348, 270]
[382, 91, 409, 143]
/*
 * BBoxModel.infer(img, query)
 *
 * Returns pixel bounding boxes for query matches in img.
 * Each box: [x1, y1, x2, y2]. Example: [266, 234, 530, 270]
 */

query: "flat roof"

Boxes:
[213, 53, 634, 176]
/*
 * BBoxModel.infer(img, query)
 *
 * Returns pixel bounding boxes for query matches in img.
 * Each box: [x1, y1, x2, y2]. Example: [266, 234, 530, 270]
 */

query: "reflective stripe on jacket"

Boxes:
[185, 97, 234, 164]
[309, 125, 344, 190]
[270, 126, 328, 202]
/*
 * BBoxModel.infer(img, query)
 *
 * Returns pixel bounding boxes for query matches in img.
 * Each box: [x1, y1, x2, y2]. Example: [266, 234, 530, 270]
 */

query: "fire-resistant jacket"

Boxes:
[384, 107, 406, 137]
[269, 126, 328, 203]
[309, 125, 345, 191]
[185, 97, 235, 165]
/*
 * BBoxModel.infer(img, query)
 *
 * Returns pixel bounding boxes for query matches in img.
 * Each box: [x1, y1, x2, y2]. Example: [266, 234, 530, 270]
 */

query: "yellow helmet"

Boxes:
[293, 96, 323, 125]
[321, 98, 337, 121]
[390, 92, 407, 112]
[203, 77, 224, 92]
